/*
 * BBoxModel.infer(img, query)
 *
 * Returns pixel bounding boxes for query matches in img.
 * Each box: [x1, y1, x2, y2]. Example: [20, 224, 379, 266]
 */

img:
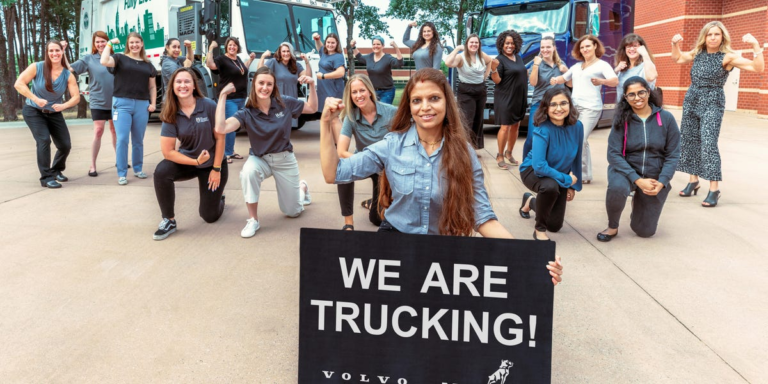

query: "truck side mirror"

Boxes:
[466, 12, 480, 38]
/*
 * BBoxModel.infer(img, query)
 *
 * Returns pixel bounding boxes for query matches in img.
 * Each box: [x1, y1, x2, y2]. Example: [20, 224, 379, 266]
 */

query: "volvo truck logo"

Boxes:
[487, 360, 513, 384]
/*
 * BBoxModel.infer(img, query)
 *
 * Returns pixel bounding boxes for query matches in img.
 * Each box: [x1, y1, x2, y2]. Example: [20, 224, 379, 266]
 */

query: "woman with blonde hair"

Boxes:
[445, 33, 493, 149]
[671, 21, 764, 207]
[331, 74, 397, 230]
[101, 31, 157, 185]
[319, 68, 563, 284]
[69, 31, 116, 177]
[523, 35, 570, 159]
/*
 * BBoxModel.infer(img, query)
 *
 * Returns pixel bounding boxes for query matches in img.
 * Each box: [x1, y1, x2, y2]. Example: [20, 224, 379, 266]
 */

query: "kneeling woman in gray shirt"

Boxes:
[597, 77, 680, 242]
[216, 66, 318, 238]
[152, 68, 227, 241]
[332, 74, 398, 230]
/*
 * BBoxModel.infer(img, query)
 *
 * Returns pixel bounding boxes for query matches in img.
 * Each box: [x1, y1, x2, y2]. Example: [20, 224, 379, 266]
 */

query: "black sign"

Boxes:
[299, 228, 556, 384]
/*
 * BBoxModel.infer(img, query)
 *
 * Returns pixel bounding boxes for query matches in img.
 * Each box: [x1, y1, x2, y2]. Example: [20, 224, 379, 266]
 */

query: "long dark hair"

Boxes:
[160, 68, 203, 124]
[615, 33, 654, 69]
[246, 66, 284, 109]
[379, 68, 474, 236]
[323, 33, 343, 55]
[44, 40, 69, 92]
[276, 42, 299, 74]
[613, 76, 662, 131]
[533, 88, 579, 127]
[412, 22, 442, 58]
[495, 30, 522, 57]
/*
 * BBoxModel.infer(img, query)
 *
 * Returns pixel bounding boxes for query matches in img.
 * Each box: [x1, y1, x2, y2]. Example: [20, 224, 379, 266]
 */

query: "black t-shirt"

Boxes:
[213, 55, 248, 99]
[111, 54, 156, 100]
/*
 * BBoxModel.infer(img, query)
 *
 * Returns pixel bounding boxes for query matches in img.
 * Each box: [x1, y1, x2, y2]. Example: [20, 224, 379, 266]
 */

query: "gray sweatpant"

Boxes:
[605, 168, 671, 238]
[240, 151, 305, 218]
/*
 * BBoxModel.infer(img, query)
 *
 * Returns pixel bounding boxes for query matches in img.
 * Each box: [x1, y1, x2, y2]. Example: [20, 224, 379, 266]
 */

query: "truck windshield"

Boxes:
[239, 0, 337, 53]
[479, 1, 569, 38]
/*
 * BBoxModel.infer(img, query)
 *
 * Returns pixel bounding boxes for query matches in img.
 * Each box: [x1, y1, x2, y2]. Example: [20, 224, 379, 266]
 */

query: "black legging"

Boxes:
[521, 167, 568, 233]
[153, 159, 229, 223]
[457, 82, 487, 149]
[337, 173, 382, 226]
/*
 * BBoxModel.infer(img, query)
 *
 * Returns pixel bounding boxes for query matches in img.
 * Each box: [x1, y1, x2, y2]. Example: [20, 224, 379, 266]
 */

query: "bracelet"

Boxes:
[196, 159, 200, 165]
[754, 48, 764, 55]
[490, 70, 498, 75]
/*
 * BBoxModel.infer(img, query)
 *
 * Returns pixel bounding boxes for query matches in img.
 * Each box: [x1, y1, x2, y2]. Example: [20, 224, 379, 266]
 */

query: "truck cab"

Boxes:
[466, 0, 635, 128]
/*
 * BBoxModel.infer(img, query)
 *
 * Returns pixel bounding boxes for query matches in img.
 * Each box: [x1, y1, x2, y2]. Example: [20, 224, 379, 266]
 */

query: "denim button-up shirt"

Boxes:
[336, 124, 497, 234]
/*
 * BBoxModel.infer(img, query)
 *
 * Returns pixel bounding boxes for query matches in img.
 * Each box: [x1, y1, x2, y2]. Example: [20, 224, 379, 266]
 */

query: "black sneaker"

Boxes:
[153, 218, 177, 240]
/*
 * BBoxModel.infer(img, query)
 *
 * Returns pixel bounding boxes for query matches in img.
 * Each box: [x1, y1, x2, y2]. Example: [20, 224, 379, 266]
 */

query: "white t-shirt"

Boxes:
[562, 59, 617, 111]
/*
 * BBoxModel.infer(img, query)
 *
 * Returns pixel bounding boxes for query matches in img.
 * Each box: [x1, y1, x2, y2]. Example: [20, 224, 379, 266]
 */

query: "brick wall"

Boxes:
[635, 0, 767, 115]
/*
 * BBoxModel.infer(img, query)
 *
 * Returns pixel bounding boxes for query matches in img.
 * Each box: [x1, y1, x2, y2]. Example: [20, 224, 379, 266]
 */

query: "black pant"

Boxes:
[521, 167, 568, 233]
[606, 167, 671, 238]
[153, 159, 229, 223]
[457, 82, 487, 149]
[22, 105, 72, 183]
[337, 173, 382, 226]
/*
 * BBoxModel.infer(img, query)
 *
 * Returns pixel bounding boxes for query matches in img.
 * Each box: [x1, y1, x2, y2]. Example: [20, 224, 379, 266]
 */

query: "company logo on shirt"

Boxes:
[275, 111, 285, 118]
[196, 117, 209, 124]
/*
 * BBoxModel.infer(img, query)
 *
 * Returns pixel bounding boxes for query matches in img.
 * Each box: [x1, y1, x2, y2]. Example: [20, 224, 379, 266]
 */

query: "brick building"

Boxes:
[635, 0, 768, 115]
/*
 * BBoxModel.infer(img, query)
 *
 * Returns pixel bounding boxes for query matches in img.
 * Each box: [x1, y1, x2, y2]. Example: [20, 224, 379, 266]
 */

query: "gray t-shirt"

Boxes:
[233, 96, 305, 157]
[160, 97, 218, 168]
[265, 58, 304, 99]
[340, 102, 397, 152]
[617, 62, 656, 91]
[71, 54, 114, 110]
[26, 62, 71, 112]
[531, 60, 566, 106]
[160, 55, 186, 90]
[402, 25, 444, 70]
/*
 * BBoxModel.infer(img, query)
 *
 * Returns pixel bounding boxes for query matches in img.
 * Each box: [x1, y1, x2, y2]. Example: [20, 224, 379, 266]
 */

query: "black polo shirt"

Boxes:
[232, 96, 304, 157]
[160, 98, 218, 168]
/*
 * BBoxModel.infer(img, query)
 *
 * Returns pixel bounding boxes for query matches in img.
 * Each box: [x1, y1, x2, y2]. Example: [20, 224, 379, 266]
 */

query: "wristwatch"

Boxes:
[212, 166, 222, 172]
[321, 73, 325, 80]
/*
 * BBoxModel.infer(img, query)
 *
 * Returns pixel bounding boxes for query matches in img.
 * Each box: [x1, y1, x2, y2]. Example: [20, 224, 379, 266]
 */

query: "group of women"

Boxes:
[15, 21, 763, 247]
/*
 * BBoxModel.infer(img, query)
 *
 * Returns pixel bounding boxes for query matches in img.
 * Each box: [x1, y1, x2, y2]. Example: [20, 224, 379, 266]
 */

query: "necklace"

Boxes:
[229, 55, 245, 75]
[419, 136, 443, 150]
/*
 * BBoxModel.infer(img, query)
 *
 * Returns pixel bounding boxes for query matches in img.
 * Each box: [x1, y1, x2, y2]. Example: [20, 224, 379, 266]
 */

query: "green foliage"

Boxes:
[386, 0, 482, 46]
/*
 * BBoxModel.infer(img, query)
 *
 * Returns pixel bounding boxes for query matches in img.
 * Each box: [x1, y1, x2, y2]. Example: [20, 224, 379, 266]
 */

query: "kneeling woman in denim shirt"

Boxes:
[320, 69, 563, 284]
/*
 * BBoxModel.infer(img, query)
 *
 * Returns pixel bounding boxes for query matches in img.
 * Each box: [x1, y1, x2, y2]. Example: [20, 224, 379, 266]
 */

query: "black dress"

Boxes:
[493, 54, 527, 125]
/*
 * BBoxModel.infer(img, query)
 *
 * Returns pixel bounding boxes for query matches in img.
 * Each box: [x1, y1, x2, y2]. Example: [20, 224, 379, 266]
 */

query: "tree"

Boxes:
[332, 0, 390, 75]
[386, 0, 482, 48]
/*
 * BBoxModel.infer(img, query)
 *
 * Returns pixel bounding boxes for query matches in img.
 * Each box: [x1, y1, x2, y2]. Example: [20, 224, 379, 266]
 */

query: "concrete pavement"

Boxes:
[0, 110, 766, 383]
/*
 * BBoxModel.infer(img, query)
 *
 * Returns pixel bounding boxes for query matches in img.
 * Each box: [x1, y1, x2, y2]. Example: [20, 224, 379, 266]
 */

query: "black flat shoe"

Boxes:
[41, 180, 62, 189]
[55, 174, 68, 182]
[519, 192, 533, 219]
[679, 181, 700, 197]
[533, 230, 550, 241]
[702, 190, 720, 207]
[88, 170, 98, 177]
[342, 224, 355, 231]
[597, 230, 618, 242]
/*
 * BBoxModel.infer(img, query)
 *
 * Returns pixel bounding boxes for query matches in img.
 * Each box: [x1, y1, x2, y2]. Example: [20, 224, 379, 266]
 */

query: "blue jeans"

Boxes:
[523, 102, 540, 160]
[225, 98, 245, 156]
[113, 97, 149, 177]
[376, 88, 396, 105]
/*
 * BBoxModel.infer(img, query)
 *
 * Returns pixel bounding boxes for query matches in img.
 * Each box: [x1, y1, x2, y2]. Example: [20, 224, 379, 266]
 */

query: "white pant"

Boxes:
[576, 106, 602, 182]
[240, 151, 305, 217]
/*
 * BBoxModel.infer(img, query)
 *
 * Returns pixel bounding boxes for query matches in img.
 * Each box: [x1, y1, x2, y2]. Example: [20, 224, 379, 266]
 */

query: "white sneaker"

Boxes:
[241, 218, 260, 238]
[118, 177, 128, 185]
[300, 180, 311, 206]
[134, 171, 148, 179]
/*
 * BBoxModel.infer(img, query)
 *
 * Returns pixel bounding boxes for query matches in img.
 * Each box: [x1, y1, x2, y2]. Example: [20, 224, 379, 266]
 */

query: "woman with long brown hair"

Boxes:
[101, 32, 157, 185]
[403, 21, 444, 70]
[152, 68, 227, 240]
[215, 66, 317, 238]
[614, 33, 658, 91]
[313, 32, 346, 113]
[319, 68, 562, 284]
[69, 31, 116, 177]
[15, 40, 80, 188]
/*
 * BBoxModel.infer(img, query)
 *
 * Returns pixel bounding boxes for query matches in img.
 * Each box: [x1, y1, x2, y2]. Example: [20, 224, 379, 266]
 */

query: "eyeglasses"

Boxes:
[548, 101, 570, 110]
[625, 90, 649, 100]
